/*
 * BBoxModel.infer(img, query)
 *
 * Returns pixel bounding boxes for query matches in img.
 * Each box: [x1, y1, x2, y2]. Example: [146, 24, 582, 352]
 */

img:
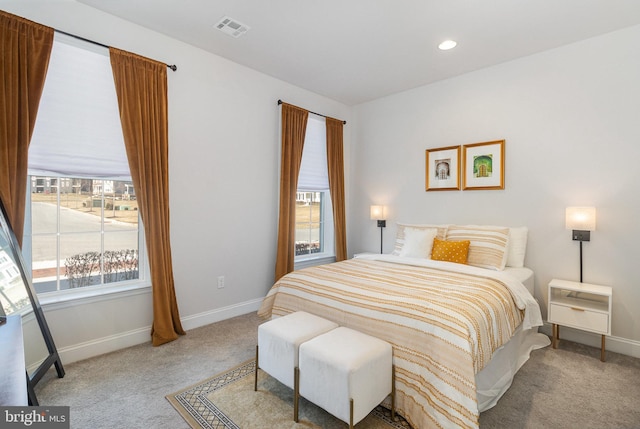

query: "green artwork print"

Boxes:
[473, 155, 493, 178]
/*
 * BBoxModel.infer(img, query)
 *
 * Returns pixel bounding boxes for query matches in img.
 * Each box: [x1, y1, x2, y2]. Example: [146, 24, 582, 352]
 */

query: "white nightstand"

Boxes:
[548, 278, 612, 362]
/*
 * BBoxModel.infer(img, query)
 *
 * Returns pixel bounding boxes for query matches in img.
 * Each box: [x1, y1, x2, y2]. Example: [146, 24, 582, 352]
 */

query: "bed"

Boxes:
[257, 224, 550, 429]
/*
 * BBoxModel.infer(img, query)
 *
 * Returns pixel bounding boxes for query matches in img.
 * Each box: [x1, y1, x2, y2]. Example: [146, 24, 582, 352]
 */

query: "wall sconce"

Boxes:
[565, 206, 596, 283]
[370, 205, 386, 254]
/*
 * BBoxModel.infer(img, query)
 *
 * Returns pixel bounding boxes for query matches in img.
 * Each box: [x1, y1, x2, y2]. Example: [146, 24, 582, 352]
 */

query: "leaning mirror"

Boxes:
[0, 198, 64, 405]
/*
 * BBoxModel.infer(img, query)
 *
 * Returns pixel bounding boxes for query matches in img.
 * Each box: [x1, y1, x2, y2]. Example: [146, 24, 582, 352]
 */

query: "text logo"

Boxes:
[0, 407, 69, 429]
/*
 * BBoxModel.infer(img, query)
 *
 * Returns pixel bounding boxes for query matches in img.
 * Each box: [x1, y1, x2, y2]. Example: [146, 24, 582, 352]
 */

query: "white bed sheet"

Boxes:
[503, 266, 534, 294]
[476, 264, 548, 412]
[476, 324, 550, 411]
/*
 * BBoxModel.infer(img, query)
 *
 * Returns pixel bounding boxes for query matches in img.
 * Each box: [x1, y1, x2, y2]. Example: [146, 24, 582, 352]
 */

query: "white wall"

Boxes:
[4, 1, 638, 361]
[2, 0, 351, 362]
[349, 25, 640, 354]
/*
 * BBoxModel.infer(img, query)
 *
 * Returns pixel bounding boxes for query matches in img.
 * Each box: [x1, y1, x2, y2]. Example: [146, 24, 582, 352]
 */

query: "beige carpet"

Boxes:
[167, 359, 410, 429]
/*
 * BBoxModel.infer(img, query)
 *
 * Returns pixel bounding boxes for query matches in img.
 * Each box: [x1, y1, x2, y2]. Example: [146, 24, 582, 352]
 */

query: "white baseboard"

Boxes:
[56, 298, 263, 365]
[57, 325, 152, 365]
[539, 322, 640, 359]
[179, 298, 263, 331]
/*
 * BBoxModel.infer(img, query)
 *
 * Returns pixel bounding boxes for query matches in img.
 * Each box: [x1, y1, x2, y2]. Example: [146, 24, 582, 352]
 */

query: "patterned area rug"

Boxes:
[167, 359, 411, 428]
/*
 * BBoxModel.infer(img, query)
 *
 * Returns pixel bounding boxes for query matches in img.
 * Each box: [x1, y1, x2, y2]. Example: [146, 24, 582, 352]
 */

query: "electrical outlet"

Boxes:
[217, 275, 225, 289]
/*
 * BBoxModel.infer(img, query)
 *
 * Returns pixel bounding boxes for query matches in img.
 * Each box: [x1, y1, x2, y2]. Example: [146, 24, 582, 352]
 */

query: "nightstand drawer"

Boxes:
[549, 303, 608, 334]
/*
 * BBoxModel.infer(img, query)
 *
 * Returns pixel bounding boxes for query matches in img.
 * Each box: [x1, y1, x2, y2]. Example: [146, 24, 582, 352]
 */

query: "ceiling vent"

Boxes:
[215, 16, 250, 38]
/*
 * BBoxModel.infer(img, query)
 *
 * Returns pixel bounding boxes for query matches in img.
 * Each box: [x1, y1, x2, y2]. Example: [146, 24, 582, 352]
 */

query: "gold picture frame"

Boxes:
[425, 145, 461, 191]
[462, 140, 505, 190]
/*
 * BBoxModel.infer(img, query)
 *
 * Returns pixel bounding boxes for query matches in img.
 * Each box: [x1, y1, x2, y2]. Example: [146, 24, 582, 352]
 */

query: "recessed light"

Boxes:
[438, 40, 457, 51]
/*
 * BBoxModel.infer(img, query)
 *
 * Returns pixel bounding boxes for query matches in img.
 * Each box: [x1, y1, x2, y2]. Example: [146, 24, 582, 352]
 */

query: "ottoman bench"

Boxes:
[295, 326, 395, 428]
[254, 311, 338, 392]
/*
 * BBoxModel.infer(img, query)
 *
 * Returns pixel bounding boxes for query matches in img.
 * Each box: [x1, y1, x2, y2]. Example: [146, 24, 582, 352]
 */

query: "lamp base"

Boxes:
[377, 220, 386, 254]
[572, 230, 590, 241]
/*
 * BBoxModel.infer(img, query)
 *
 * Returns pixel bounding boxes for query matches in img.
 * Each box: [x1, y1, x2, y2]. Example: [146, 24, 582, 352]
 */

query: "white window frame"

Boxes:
[294, 190, 335, 264]
[22, 176, 150, 306]
[293, 114, 335, 268]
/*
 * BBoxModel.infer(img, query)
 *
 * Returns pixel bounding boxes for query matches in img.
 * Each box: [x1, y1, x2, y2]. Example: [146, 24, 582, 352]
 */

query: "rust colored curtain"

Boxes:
[0, 11, 53, 246]
[275, 103, 309, 281]
[326, 118, 347, 262]
[109, 48, 185, 346]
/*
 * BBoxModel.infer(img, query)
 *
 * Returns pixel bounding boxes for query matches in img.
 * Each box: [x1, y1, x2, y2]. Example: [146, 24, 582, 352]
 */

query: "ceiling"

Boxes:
[77, 0, 640, 105]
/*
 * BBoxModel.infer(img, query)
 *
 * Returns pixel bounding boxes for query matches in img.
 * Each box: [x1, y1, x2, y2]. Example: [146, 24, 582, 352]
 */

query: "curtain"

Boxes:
[326, 118, 347, 261]
[275, 103, 309, 281]
[109, 48, 185, 346]
[0, 11, 53, 246]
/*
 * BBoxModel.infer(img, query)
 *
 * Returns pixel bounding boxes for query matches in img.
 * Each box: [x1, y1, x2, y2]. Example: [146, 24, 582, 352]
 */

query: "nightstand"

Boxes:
[548, 278, 612, 362]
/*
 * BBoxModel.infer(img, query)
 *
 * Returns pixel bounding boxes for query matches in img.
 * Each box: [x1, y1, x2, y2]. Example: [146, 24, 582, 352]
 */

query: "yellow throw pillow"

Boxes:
[430, 238, 470, 264]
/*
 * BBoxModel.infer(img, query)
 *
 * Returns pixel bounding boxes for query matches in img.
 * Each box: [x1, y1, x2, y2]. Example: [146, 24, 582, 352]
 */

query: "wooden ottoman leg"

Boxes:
[349, 398, 354, 429]
[391, 364, 396, 419]
[254, 345, 259, 391]
[294, 367, 300, 422]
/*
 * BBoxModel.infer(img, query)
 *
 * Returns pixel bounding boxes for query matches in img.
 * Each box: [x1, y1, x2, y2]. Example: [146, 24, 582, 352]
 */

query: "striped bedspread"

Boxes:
[257, 254, 543, 429]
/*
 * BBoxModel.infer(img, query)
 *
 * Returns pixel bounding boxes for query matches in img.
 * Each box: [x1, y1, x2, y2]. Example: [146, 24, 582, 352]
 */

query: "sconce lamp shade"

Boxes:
[565, 207, 596, 231]
[370, 205, 385, 220]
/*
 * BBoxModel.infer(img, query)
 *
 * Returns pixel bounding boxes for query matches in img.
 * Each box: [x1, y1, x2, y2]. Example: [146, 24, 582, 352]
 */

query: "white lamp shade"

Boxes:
[566, 207, 596, 231]
[370, 205, 385, 220]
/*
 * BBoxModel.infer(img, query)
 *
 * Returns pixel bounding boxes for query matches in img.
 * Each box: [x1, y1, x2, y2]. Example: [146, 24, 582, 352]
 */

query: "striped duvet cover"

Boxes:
[257, 254, 543, 429]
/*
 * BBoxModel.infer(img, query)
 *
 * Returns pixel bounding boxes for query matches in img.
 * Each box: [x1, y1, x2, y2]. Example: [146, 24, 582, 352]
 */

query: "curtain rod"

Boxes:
[55, 29, 177, 71]
[277, 100, 346, 124]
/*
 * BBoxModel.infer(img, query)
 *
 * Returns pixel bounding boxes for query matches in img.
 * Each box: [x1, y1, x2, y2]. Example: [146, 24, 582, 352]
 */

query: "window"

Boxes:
[295, 115, 334, 260]
[23, 33, 146, 296]
[295, 191, 324, 256]
[28, 177, 142, 294]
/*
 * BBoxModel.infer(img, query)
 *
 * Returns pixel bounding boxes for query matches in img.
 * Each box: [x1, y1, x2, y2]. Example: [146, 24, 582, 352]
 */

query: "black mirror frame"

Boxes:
[0, 198, 64, 405]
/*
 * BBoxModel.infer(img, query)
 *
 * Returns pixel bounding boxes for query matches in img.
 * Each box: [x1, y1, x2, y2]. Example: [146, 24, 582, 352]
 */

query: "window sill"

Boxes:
[294, 254, 336, 270]
[38, 281, 151, 312]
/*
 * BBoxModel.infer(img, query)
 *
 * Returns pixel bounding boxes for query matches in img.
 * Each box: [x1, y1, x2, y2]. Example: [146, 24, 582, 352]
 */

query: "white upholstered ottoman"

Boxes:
[254, 311, 338, 392]
[296, 326, 395, 428]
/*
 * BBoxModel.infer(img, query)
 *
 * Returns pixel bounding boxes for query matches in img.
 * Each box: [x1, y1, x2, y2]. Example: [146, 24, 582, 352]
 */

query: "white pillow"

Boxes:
[506, 227, 528, 268]
[392, 223, 448, 256]
[399, 227, 438, 259]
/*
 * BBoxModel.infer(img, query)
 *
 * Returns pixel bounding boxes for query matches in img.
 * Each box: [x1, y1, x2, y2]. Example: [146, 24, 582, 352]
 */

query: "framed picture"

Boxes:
[462, 140, 505, 190]
[425, 145, 460, 191]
